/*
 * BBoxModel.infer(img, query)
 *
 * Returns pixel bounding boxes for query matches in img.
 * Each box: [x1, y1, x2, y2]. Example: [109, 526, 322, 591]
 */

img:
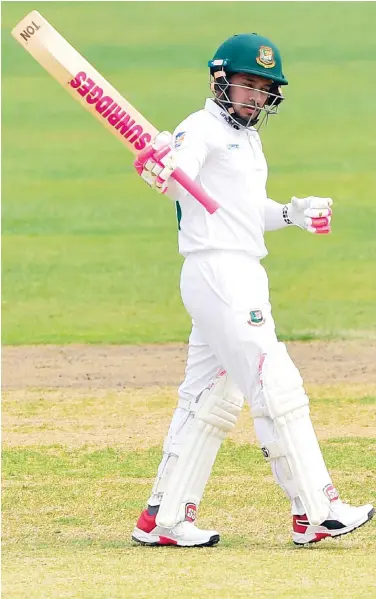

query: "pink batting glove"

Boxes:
[288, 197, 333, 234]
[133, 133, 220, 214]
[133, 131, 176, 194]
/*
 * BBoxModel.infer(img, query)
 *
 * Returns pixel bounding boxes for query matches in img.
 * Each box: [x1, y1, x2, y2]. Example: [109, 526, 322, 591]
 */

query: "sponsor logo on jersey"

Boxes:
[256, 46, 276, 69]
[220, 111, 240, 129]
[247, 309, 265, 326]
[227, 144, 240, 150]
[174, 131, 186, 148]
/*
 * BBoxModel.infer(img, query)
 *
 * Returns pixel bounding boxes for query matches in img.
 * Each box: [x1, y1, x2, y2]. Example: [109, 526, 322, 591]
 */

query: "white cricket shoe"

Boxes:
[293, 501, 374, 545]
[132, 509, 220, 547]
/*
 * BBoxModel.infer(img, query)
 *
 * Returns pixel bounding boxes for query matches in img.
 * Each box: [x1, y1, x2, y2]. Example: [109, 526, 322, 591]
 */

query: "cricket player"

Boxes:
[132, 33, 374, 547]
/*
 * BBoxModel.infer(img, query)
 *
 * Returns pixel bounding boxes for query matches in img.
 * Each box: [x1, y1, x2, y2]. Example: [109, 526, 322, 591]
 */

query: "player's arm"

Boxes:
[265, 196, 333, 234]
[264, 198, 291, 231]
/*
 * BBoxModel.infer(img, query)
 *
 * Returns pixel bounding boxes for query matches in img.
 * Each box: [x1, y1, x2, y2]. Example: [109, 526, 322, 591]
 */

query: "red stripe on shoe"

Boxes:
[313, 532, 331, 542]
[158, 536, 178, 545]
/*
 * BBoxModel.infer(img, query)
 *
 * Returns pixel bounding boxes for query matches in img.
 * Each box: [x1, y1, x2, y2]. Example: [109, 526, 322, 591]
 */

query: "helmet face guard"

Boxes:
[208, 34, 288, 130]
[209, 67, 284, 129]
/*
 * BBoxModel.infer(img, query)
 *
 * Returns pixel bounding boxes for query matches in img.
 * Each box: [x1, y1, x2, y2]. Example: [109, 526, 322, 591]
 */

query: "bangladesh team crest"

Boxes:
[256, 46, 276, 69]
[247, 309, 265, 326]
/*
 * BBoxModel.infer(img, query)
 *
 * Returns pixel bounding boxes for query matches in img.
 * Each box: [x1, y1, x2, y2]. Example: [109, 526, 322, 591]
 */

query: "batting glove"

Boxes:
[134, 131, 177, 194]
[285, 196, 333, 234]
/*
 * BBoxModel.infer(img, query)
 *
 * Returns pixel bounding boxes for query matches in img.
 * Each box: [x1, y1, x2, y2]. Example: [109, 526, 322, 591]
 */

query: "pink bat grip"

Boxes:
[134, 146, 220, 214]
[171, 168, 219, 214]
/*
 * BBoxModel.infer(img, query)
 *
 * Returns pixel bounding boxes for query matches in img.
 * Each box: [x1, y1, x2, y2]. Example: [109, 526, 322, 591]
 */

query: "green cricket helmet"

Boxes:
[208, 33, 288, 128]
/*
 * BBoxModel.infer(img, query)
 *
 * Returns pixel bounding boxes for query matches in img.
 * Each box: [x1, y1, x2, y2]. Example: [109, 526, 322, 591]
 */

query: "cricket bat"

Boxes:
[11, 11, 219, 214]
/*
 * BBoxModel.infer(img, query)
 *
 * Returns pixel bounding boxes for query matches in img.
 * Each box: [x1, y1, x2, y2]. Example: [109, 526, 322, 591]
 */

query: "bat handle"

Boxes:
[134, 146, 155, 174]
[171, 168, 220, 214]
[134, 149, 220, 214]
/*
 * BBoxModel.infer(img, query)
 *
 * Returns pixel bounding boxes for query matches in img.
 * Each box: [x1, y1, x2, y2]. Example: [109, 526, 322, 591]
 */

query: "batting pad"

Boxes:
[156, 372, 244, 528]
[261, 342, 332, 525]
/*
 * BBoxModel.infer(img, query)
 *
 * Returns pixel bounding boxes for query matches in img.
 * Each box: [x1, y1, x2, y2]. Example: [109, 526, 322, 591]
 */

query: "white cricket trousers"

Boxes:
[149, 250, 304, 512]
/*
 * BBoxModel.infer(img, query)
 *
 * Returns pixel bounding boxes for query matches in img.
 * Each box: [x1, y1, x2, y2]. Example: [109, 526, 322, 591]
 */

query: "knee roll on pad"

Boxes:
[156, 371, 244, 528]
[260, 342, 308, 418]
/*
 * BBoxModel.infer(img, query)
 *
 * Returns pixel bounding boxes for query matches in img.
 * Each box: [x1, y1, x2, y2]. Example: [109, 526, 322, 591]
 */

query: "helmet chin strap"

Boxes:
[211, 70, 262, 128]
[214, 98, 259, 128]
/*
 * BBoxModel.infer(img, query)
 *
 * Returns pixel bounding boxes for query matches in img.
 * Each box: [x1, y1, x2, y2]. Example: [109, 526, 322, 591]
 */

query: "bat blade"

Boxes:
[11, 10, 156, 153]
[11, 11, 219, 213]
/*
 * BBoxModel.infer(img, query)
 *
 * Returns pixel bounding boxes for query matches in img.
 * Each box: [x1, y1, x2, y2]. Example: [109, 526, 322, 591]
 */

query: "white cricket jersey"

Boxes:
[168, 98, 271, 259]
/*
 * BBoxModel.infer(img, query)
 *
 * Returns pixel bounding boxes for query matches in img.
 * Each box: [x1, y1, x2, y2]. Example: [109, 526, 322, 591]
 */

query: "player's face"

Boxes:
[229, 73, 273, 121]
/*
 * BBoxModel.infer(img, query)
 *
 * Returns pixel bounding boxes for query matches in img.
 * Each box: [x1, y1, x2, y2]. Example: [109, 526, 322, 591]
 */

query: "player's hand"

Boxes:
[286, 196, 333, 234]
[133, 131, 177, 194]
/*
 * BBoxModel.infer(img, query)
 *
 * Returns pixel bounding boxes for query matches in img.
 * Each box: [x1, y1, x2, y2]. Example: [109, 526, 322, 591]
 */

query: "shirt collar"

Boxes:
[204, 98, 259, 134]
[204, 98, 241, 129]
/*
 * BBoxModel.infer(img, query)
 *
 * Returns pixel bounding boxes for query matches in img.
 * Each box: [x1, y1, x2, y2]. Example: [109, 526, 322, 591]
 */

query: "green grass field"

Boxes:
[2, 1, 376, 343]
[2, 2, 376, 598]
[2, 384, 376, 599]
